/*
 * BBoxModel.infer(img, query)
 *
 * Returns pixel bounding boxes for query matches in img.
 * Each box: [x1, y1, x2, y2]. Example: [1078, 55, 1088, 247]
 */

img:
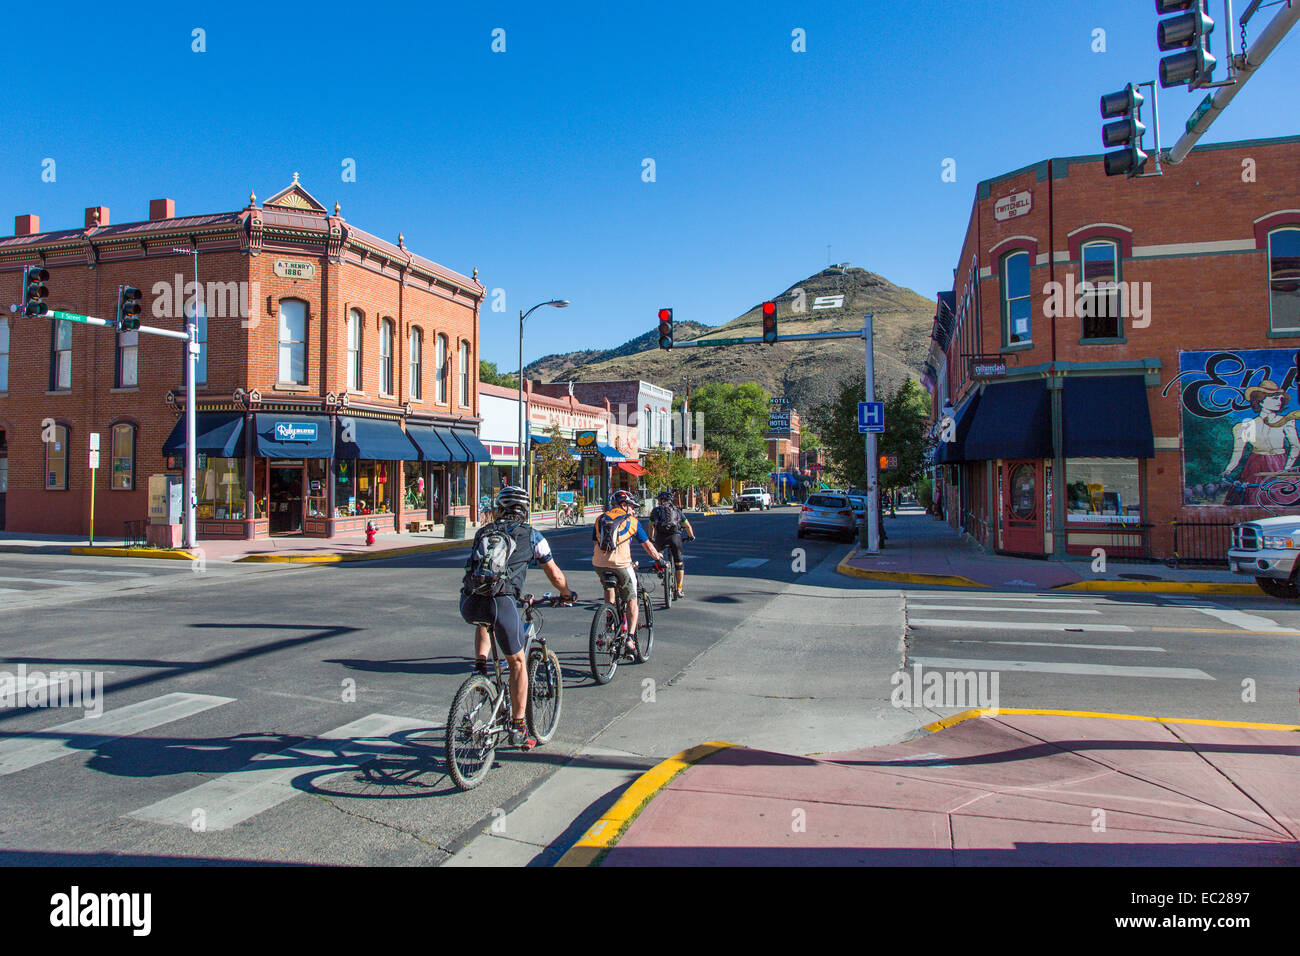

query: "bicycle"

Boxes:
[444, 592, 572, 791]
[589, 564, 656, 684]
[555, 501, 581, 527]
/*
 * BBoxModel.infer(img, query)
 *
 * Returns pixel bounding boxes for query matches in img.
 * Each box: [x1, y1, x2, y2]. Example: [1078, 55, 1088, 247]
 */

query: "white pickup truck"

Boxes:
[1226, 515, 1300, 597]
[733, 487, 772, 512]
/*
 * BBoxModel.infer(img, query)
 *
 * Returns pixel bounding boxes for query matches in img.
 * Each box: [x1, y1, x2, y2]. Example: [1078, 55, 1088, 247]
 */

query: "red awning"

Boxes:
[617, 461, 647, 477]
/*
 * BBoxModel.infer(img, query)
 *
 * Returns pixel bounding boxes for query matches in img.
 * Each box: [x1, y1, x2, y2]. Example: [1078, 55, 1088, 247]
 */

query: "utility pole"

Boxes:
[862, 312, 880, 553]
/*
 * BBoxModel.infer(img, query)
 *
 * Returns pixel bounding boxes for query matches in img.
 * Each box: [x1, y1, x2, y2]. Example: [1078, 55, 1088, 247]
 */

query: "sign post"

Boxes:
[861, 313, 880, 553]
[88, 433, 101, 546]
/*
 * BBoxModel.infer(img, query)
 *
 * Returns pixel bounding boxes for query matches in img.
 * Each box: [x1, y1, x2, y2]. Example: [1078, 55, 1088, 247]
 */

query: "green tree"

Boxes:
[810, 377, 930, 491]
[479, 360, 518, 389]
[878, 378, 930, 491]
[686, 381, 772, 483]
[642, 447, 672, 493]
[532, 424, 579, 510]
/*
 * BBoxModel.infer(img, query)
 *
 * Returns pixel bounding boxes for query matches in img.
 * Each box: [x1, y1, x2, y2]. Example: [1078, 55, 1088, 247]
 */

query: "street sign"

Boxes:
[88, 450, 100, 469]
[858, 401, 884, 434]
[89, 432, 100, 451]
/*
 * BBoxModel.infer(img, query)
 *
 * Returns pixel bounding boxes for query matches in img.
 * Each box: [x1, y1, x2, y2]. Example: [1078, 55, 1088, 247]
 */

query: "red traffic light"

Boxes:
[761, 301, 777, 344]
[658, 308, 672, 322]
[657, 307, 673, 349]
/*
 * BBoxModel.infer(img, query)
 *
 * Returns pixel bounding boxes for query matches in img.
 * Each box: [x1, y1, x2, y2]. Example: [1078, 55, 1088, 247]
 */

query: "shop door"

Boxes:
[430, 466, 446, 523]
[0, 430, 7, 531]
[1001, 460, 1044, 555]
[269, 466, 304, 535]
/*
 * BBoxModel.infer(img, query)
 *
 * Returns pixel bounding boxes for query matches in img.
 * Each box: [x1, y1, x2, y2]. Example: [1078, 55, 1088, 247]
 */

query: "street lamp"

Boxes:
[518, 299, 569, 501]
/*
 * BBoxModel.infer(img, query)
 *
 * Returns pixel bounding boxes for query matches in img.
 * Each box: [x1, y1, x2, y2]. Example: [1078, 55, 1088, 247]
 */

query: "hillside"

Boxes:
[525, 266, 934, 414]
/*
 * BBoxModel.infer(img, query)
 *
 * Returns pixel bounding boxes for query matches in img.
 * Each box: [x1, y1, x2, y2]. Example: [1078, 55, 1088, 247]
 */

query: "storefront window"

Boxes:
[254, 458, 267, 520]
[1065, 458, 1140, 524]
[404, 461, 427, 511]
[110, 423, 135, 491]
[450, 463, 468, 508]
[355, 460, 393, 515]
[335, 459, 356, 517]
[307, 459, 328, 518]
[197, 458, 246, 520]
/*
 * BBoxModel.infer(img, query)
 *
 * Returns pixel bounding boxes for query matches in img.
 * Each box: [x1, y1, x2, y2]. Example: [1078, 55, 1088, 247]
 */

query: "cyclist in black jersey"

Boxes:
[648, 490, 694, 597]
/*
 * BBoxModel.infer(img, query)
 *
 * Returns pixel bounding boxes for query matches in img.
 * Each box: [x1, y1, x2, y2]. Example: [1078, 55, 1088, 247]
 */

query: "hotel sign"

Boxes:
[993, 190, 1032, 221]
[273, 258, 317, 280]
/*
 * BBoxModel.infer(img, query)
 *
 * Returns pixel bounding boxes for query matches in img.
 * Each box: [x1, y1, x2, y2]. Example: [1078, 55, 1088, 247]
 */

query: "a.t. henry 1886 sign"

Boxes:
[994, 190, 1032, 221]
[273, 259, 316, 280]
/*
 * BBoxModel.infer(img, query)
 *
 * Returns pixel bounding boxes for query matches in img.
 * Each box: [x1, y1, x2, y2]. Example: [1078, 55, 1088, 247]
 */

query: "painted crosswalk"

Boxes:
[910, 656, 1213, 680]
[909, 617, 1133, 632]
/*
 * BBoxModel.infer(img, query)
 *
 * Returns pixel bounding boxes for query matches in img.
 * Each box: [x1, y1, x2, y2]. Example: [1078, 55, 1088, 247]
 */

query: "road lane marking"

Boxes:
[0, 673, 70, 698]
[908, 604, 1101, 615]
[52, 569, 150, 577]
[1147, 626, 1300, 637]
[905, 594, 1085, 603]
[950, 640, 1166, 652]
[910, 656, 1213, 680]
[727, 558, 769, 568]
[0, 693, 234, 776]
[128, 713, 431, 830]
[909, 618, 1132, 632]
[1194, 607, 1300, 633]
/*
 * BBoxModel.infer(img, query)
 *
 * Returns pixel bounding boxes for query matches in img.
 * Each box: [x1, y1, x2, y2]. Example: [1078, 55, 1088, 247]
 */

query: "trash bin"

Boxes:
[445, 515, 467, 539]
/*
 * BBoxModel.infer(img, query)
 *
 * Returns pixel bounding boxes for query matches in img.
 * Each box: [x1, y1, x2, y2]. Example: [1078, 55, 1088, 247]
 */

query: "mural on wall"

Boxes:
[1166, 349, 1300, 509]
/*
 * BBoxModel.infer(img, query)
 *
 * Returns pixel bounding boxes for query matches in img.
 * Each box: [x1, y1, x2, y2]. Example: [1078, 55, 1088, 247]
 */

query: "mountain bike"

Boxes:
[445, 592, 572, 791]
[655, 554, 676, 609]
[556, 501, 581, 527]
[589, 564, 656, 684]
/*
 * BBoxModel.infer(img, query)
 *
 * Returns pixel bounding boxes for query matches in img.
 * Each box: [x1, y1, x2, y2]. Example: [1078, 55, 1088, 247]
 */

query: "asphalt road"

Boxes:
[0, 508, 843, 865]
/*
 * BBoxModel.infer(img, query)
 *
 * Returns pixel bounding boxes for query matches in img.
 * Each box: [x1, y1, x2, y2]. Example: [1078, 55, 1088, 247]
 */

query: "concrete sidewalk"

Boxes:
[569, 711, 1300, 866]
[839, 509, 1252, 594]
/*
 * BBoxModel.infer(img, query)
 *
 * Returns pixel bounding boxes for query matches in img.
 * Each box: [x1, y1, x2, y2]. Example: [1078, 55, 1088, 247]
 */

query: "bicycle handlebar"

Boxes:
[521, 591, 578, 608]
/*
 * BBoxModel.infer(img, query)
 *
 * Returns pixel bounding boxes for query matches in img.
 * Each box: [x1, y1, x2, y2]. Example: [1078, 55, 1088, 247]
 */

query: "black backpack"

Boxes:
[463, 519, 533, 597]
[653, 504, 681, 535]
[595, 507, 637, 554]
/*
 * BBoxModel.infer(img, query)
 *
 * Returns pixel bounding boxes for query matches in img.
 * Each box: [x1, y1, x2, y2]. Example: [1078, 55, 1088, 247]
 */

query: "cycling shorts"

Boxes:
[459, 592, 527, 656]
[597, 565, 638, 603]
[654, 532, 685, 568]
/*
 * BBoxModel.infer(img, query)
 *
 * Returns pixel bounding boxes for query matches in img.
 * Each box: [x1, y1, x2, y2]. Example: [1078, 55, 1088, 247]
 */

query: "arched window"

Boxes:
[380, 318, 394, 395]
[111, 422, 135, 491]
[45, 422, 69, 490]
[1080, 240, 1122, 340]
[409, 327, 423, 400]
[1269, 226, 1300, 333]
[1000, 250, 1031, 345]
[347, 309, 362, 391]
[436, 334, 448, 404]
[458, 340, 470, 406]
[278, 299, 307, 384]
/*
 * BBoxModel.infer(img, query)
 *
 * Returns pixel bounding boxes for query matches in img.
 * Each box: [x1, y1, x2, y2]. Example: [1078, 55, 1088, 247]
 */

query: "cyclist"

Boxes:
[649, 490, 695, 597]
[592, 490, 665, 657]
[460, 486, 575, 751]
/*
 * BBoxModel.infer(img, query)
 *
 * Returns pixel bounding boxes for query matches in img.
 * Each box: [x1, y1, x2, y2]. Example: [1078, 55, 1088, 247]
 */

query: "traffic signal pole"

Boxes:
[862, 312, 880, 554]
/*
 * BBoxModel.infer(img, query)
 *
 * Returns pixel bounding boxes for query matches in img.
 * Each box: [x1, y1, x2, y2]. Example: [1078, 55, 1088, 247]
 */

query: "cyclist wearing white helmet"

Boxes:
[460, 485, 575, 751]
[592, 490, 664, 656]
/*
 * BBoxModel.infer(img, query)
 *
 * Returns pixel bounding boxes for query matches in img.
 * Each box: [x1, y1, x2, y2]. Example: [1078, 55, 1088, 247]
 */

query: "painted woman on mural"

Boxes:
[1221, 380, 1300, 506]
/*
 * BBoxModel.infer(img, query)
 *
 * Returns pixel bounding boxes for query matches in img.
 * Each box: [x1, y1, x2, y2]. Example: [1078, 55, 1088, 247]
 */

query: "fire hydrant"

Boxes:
[365, 520, 377, 546]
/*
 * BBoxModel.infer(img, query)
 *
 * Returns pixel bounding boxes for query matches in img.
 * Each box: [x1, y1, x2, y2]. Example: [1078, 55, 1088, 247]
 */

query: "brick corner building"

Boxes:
[0, 177, 487, 540]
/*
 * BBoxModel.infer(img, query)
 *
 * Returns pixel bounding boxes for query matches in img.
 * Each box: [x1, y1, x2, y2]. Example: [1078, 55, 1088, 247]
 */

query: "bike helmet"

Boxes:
[495, 485, 530, 517]
[657, 490, 673, 502]
[609, 489, 638, 508]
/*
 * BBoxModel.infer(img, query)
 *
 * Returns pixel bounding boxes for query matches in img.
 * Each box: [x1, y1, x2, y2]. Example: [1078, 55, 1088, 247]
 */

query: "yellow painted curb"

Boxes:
[922, 707, 1300, 733]
[235, 539, 470, 563]
[1054, 580, 1259, 595]
[70, 547, 197, 560]
[554, 741, 734, 867]
[836, 548, 988, 589]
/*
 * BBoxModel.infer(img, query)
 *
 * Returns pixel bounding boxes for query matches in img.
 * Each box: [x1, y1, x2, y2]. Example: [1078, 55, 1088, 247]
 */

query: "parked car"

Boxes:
[734, 487, 773, 511]
[847, 495, 868, 524]
[1227, 516, 1300, 597]
[797, 493, 857, 541]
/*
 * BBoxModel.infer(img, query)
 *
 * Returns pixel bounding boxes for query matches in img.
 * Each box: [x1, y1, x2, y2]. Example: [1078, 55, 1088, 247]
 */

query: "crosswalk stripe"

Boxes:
[1195, 607, 1299, 634]
[905, 594, 1085, 603]
[0, 673, 69, 697]
[128, 713, 432, 830]
[908, 618, 1132, 632]
[911, 656, 1213, 680]
[727, 558, 769, 568]
[52, 569, 150, 577]
[0, 576, 83, 587]
[951, 640, 1166, 652]
[0, 693, 234, 776]
[908, 604, 1100, 615]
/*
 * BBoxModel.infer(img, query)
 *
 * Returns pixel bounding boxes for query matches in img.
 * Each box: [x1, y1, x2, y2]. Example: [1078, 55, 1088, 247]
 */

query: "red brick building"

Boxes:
[0, 177, 486, 540]
[922, 134, 1300, 561]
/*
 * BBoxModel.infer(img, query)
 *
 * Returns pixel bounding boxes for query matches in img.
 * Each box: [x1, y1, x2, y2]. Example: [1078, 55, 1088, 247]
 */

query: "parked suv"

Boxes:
[734, 487, 773, 512]
[1227, 516, 1300, 597]
[798, 493, 857, 541]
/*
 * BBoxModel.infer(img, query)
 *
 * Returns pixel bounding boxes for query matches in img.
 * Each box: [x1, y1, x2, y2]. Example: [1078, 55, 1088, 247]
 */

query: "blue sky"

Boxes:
[2, 0, 1295, 370]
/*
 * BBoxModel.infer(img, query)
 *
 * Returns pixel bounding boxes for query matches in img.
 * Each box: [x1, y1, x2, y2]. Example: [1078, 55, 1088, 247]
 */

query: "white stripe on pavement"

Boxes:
[908, 618, 1132, 632]
[1195, 607, 1300, 634]
[951, 640, 1166, 652]
[905, 594, 1085, 603]
[128, 713, 431, 830]
[0, 673, 69, 698]
[907, 604, 1101, 615]
[53, 569, 150, 577]
[727, 558, 769, 568]
[0, 693, 234, 776]
[0, 576, 82, 587]
[911, 656, 1213, 680]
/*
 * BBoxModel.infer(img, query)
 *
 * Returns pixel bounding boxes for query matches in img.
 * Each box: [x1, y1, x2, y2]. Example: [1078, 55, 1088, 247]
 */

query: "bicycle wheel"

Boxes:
[662, 556, 674, 609]
[589, 604, 621, 684]
[635, 590, 654, 663]
[444, 676, 501, 791]
[527, 647, 563, 743]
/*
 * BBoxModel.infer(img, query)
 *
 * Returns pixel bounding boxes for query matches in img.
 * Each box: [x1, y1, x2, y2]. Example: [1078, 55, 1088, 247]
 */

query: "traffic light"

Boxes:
[1100, 83, 1148, 177]
[116, 286, 142, 331]
[657, 308, 673, 349]
[761, 301, 777, 344]
[21, 266, 49, 317]
[1157, 0, 1216, 89]
[879, 454, 889, 471]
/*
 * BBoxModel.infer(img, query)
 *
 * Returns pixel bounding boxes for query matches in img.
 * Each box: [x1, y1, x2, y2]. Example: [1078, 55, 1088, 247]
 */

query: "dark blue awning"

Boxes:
[1062, 375, 1155, 458]
[449, 428, 491, 463]
[436, 427, 471, 462]
[162, 412, 245, 457]
[253, 414, 333, 458]
[335, 416, 420, 460]
[597, 442, 625, 461]
[934, 391, 982, 464]
[406, 424, 454, 462]
[963, 379, 1053, 461]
